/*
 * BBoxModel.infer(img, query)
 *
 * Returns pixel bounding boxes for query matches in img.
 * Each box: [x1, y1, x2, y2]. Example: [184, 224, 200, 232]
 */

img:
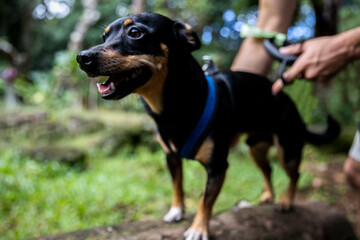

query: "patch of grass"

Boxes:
[0, 109, 315, 240]
[0, 144, 314, 240]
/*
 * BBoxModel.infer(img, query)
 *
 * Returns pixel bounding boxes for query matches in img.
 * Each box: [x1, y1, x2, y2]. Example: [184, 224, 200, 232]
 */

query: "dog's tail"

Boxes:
[305, 116, 341, 145]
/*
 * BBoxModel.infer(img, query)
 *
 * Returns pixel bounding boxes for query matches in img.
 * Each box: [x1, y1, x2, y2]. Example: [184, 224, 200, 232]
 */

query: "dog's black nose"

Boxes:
[77, 50, 98, 67]
[77, 50, 99, 75]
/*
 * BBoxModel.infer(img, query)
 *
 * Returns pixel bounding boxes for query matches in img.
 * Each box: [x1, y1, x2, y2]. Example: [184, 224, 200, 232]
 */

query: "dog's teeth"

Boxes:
[110, 82, 115, 90]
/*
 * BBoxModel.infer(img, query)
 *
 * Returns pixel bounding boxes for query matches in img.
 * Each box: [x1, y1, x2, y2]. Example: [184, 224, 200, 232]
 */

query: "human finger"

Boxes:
[279, 42, 303, 55]
[281, 56, 307, 82]
[271, 78, 284, 95]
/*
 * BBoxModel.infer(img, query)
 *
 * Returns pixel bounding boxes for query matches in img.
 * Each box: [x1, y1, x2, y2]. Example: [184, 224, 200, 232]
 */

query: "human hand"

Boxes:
[272, 34, 352, 95]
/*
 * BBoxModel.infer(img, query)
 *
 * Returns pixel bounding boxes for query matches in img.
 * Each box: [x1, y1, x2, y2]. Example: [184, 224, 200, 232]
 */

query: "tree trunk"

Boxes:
[312, 0, 342, 37]
[33, 202, 356, 240]
[131, 0, 145, 14]
[67, 0, 100, 52]
[67, 0, 100, 110]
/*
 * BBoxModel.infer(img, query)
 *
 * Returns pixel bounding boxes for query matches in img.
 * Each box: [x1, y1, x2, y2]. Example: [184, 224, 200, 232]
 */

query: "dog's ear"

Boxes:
[173, 21, 201, 52]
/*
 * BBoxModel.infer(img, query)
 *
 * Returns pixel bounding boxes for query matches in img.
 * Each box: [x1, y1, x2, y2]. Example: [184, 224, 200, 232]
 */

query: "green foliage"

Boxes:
[11, 51, 87, 108]
[1, 1, 360, 239]
[0, 109, 316, 239]
[0, 143, 314, 240]
[282, 78, 319, 124]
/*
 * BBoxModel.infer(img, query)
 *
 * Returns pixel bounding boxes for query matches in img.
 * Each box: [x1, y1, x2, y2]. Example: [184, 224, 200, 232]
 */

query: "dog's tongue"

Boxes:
[97, 82, 111, 94]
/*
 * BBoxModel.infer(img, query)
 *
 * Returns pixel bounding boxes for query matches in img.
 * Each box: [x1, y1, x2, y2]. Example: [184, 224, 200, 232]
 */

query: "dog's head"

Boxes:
[77, 12, 200, 101]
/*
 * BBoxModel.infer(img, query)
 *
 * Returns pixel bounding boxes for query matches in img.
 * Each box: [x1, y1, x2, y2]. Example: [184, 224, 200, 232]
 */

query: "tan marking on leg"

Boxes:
[187, 168, 226, 237]
[172, 168, 184, 208]
[156, 134, 171, 154]
[155, 135, 183, 210]
[169, 141, 177, 153]
[188, 196, 209, 234]
[124, 18, 133, 26]
[194, 138, 214, 165]
[274, 136, 300, 211]
[166, 154, 184, 208]
[249, 140, 273, 204]
[164, 153, 184, 222]
[230, 133, 242, 148]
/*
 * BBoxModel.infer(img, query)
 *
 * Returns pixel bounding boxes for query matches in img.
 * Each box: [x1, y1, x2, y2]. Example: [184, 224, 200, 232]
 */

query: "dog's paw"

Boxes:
[163, 206, 184, 223]
[274, 202, 293, 213]
[275, 195, 295, 212]
[184, 228, 209, 240]
[259, 191, 273, 205]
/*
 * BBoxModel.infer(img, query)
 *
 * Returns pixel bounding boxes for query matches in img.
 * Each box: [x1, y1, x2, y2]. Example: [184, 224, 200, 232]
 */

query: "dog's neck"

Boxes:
[161, 52, 208, 117]
[142, 52, 209, 148]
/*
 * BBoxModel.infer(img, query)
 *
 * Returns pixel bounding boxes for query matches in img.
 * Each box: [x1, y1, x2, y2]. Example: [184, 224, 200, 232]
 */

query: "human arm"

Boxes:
[272, 26, 360, 94]
[231, 0, 297, 75]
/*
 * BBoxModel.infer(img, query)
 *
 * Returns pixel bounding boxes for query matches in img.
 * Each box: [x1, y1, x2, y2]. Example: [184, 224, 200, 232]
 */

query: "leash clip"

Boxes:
[263, 38, 299, 85]
[279, 58, 289, 86]
[202, 56, 219, 76]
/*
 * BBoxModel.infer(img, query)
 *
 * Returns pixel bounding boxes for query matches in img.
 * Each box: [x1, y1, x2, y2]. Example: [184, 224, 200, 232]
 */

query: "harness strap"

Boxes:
[180, 75, 217, 159]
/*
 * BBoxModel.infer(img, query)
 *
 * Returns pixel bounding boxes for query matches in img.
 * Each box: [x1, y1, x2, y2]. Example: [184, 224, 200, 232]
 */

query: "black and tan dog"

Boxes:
[77, 13, 340, 240]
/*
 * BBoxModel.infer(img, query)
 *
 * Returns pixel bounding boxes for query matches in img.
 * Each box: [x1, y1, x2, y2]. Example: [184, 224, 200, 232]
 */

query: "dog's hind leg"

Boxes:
[163, 152, 185, 222]
[248, 137, 274, 204]
[275, 137, 302, 212]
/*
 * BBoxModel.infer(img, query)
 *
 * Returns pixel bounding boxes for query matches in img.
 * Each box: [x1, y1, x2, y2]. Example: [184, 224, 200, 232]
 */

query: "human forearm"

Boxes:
[272, 26, 360, 94]
[231, 0, 297, 75]
[342, 27, 360, 61]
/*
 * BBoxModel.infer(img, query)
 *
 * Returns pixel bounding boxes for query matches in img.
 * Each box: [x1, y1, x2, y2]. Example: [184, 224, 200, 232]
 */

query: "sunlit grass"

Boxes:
[0, 144, 314, 240]
[0, 109, 317, 240]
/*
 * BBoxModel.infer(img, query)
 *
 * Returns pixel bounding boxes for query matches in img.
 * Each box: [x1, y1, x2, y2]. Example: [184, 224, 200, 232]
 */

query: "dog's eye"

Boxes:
[102, 33, 106, 42]
[128, 27, 143, 39]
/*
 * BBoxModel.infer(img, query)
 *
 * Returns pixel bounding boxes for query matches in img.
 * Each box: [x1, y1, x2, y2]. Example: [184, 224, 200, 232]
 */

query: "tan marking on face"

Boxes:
[185, 23, 192, 31]
[135, 44, 169, 114]
[104, 26, 110, 34]
[98, 44, 169, 114]
[124, 18, 133, 26]
[194, 138, 214, 165]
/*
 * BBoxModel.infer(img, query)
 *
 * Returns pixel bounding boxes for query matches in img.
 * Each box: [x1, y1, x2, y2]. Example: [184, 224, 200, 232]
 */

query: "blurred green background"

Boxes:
[0, 0, 360, 239]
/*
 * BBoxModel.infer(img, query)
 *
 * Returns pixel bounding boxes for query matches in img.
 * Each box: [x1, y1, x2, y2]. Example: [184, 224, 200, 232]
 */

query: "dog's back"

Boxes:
[212, 71, 304, 135]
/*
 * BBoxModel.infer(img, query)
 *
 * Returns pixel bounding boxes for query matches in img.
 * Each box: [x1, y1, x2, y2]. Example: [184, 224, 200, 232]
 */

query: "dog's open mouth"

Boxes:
[96, 75, 126, 95]
[95, 68, 151, 100]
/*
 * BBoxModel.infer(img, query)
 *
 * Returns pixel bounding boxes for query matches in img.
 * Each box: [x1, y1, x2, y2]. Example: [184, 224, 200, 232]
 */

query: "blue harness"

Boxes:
[180, 75, 217, 159]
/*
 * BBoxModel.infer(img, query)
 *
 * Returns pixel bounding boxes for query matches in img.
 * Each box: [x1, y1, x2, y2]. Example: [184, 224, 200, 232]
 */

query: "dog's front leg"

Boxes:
[184, 163, 228, 240]
[163, 152, 185, 222]
[156, 134, 185, 222]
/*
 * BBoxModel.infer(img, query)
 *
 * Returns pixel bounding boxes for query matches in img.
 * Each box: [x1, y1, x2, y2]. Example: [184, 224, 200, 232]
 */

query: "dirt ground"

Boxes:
[298, 153, 360, 236]
[33, 152, 359, 240]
